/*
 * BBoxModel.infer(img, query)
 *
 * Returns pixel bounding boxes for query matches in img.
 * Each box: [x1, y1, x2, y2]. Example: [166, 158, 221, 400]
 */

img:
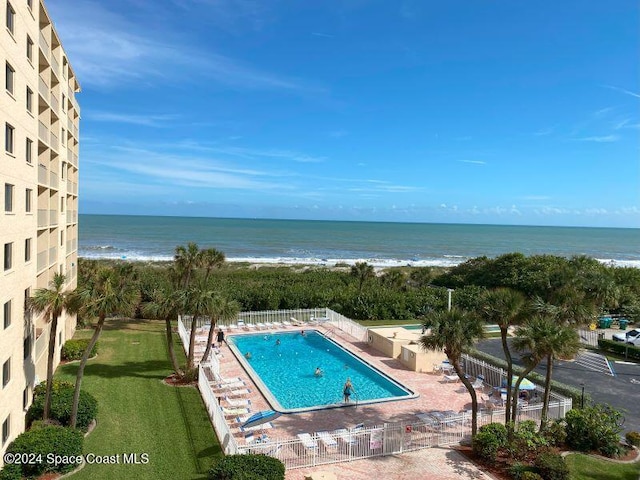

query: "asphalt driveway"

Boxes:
[475, 339, 640, 434]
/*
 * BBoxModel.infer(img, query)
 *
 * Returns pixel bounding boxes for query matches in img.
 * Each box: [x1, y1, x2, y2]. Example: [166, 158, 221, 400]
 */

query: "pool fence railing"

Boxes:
[178, 311, 573, 470]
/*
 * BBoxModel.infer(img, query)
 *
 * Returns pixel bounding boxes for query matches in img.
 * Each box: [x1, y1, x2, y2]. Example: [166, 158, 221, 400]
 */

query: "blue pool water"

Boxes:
[228, 331, 414, 412]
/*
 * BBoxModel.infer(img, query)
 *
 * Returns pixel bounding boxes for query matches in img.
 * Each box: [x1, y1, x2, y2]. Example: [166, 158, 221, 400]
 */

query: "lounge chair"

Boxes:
[470, 375, 485, 390]
[271, 321, 283, 328]
[211, 380, 244, 390]
[240, 422, 273, 433]
[237, 320, 249, 330]
[256, 322, 267, 330]
[222, 407, 250, 417]
[223, 388, 250, 397]
[443, 374, 459, 382]
[334, 428, 356, 445]
[282, 320, 292, 327]
[297, 433, 318, 450]
[316, 431, 338, 450]
[223, 397, 251, 408]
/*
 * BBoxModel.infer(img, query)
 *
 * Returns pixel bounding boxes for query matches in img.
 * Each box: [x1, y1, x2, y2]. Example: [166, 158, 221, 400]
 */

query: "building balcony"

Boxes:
[38, 121, 49, 144]
[38, 163, 48, 185]
[49, 246, 58, 265]
[49, 171, 58, 190]
[50, 94, 59, 113]
[37, 209, 48, 228]
[51, 56, 60, 80]
[50, 131, 59, 151]
[38, 32, 50, 55]
[38, 75, 49, 103]
[36, 250, 47, 271]
[34, 323, 50, 362]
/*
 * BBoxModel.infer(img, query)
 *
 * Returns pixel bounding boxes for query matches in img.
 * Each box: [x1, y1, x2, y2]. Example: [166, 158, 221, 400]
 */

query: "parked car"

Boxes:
[612, 328, 640, 346]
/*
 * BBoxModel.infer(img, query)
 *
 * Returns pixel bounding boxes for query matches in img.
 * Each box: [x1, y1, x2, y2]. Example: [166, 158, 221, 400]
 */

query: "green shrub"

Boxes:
[472, 431, 503, 463]
[33, 379, 74, 397]
[597, 339, 640, 361]
[62, 339, 98, 361]
[208, 454, 285, 480]
[534, 452, 569, 480]
[564, 404, 622, 457]
[479, 422, 508, 445]
[27, 382, 98, 432]
[509, 462, 534, 480]
[5, 426, 83, 478]
[625, 431, 640, 447]
[521, 472, 543, 480]
[0, 462, 21, 480]
[541, 420, 567, 447]
[507, 420, 548, 460]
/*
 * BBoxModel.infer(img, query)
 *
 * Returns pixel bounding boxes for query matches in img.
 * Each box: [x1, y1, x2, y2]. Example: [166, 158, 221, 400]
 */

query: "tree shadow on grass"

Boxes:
[58, 360, 172, 380]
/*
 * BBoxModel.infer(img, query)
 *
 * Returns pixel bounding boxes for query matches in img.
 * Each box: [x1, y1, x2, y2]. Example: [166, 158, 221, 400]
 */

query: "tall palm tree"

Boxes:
[179, 287, 217, 370]
[142, 286, 183, 377]
[27, 273, 79, 421]
[174, 243, 201, 288]
[70, 267, 140, 428]
[200, 248, 225, 284]
[420, 309, 485, 435]
[511, 315, 580, 428]
[200, 296, 239, 364]
[350, 262, 375, 296]
[479, 288, 526, 424]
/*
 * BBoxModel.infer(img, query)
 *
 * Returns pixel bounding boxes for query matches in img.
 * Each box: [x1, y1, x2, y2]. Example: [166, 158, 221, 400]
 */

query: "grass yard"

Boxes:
[565, 453, 640, 480]
[57, 319, 221, 480]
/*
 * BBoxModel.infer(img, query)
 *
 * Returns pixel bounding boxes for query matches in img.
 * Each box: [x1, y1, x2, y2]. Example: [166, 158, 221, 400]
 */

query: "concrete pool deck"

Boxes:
[205, 326, 487, 480]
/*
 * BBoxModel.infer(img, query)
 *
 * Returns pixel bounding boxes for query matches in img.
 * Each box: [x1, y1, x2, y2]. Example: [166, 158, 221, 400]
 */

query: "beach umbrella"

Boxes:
[241, 410, 282, 430]
[503, 376, 536, 390]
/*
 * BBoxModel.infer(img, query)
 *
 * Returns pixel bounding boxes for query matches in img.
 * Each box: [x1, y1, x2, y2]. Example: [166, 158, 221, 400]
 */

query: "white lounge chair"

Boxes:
[471, 375, 485, 391]
[211, 380, 244, 390]
[223, 397, 251, 408]
[334, 428, 356, 445]
[282, 320, 292, 327]
[297, 433, 318, 450]
[256, 322, 267, 330]
[240, 422, 273, 433]
[271, 321, 283, 328]
[443, 374, 459, 383]
[221, 387, 250, 397]
[316, 431, 338, 450]
[222, 407, 250, 417]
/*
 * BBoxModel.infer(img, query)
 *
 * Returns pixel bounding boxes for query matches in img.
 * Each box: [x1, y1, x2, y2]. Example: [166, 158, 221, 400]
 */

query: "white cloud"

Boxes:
[604, 85, 640, 99]
[458, 160, 486, 165]
[86, 112, 178, 127]
[576, 135, 620, 143]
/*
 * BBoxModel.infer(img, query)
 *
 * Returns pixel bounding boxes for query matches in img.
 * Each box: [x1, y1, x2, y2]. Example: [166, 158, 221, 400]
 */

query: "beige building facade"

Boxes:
[1, 0, 80, 462]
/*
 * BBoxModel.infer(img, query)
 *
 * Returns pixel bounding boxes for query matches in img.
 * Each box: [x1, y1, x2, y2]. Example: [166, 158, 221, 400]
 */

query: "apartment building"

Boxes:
[1, 0, 80, 461]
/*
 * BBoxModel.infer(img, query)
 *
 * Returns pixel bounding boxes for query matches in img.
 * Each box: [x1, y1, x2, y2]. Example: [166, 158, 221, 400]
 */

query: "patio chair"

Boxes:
[316, 431, 338, 450]
[222, 407, 250, 417]
[240, 422, 273, 433]
[297, 433, 318, 451]
[223, 397, 251, 408]
[211, 379, 244, 390]
[282, 319, 293, 327]
[256, 322, 267, 330]
[223, 387, 251, 397]
[443, 374, 459, 382]
[334, 428, 356, 445]
[271, 321, 283, 328]
[470, 375, 485, 391]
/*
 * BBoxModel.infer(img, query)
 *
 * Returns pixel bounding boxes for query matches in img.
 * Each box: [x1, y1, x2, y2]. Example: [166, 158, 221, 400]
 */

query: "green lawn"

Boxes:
[565, 453, 640, 480]
[57, 319, 222, 480]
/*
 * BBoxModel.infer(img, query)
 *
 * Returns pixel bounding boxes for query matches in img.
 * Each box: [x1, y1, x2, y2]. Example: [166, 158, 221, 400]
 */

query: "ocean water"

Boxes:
[78, 214, 640, 268]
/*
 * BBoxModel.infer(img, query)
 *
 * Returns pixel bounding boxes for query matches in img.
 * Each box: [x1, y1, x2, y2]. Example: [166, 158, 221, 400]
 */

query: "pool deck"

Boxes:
[205, 326, 489, 480]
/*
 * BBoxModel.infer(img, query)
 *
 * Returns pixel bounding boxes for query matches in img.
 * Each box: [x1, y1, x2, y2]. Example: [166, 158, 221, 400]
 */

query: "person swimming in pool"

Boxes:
[343, 378, 355, 403]
[300, 330, 306, 336]
[276, 339, 281, 346]
[244, 352, 252, 359]
[314, 367, 323, 377]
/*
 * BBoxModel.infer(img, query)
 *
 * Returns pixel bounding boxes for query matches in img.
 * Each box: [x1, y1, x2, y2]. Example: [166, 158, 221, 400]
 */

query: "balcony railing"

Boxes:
[69, 93, 79, 113]
[67, 117, 73, 132]
[38, 163, 48, 185]
[67, 179, 72, 193]
[49, 209, 58, 226]
[49, 171, 58, 190]
[34, 323, 50, 361]
[49, 246, 57, 265]
[37, 250, 47, 271]
[37, 209, 48, 228]
[51, 56, 60, 79]
[50, 131, 59, 151]
[38, 32, 50, 54]
[66, 210, 72, 223]
[38, 121, 49, 144]
[50, 94, 59, 113]
[38, 75, 49, 103]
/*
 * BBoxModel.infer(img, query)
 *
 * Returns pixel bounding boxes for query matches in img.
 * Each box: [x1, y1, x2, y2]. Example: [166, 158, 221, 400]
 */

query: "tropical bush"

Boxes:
[521, 472, 544, 480]
[507, 420, 548, 460]
[208, 454, 285, 480]
[62, 338, 99, 361]
[472, 423, 507, 463]
[27, 381, 98, 432]
[625, 431, 640, 447]
[541, 419, 567, 447]
[3, 426, 83, 478]
[534, 452, 569, 480]
[564, 404, 623, 457]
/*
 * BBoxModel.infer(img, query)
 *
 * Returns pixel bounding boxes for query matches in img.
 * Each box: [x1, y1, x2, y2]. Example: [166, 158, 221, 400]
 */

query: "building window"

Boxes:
[23, 335, 31, 359]
[27, 35, 33, 62]
[61, 161, 66, 180]
[27, 0, 32, 11]
[4, 243, 12, 270]
[25, 238, 31, 262]
[26, 188, 32, 212]
[5, 62, 14, 94]
[26, 138, 33, 163]
[23, 387, 29, 409]
[1, 415, 9, 445]
[26, 87, 33, 112]
[6, 2, 15, 35]
[3, 300, 10, 329]
[5, 123, 14, 153]
[2, 358, 10, 388]
[4, 183, 13, 212]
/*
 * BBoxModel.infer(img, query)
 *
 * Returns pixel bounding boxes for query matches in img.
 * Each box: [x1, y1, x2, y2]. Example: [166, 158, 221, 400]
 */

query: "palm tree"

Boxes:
[179, 287, 217, 370]
[419, 309, 485, 435]
[479, 288, 526, 424]
[27, 273, 79, 421]
[511, 315, 580, 428]
[350, 262, 375, 296]
[70, 267, 140, 428]
[200, 247, 225, 284]
[142, 286, 183, 377]
[174, 243, 201, 288]
[200, 295, 239, 365]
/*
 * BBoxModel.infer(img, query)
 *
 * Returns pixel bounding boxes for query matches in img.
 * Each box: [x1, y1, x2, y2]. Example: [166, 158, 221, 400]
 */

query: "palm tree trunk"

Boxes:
[541, 354, 553, 429]
[70, 315, 104, 428]
[187, 316, 198, 370]
[43, 314, 59, 421]
[501, 327, 513, 425]
[510, 365, 537, 429]
[452, 358, 479, 436]
[200, 317, 217, 365]
[165, 318, 183, 377]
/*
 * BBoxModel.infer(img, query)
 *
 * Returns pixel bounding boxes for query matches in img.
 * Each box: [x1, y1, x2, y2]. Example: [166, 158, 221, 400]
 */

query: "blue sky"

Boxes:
[49, 0, 639, 227]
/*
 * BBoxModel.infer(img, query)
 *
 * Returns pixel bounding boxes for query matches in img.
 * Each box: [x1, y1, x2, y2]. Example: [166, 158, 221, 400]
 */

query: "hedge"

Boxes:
[467, 349, 591, 408]
[597, 339, 640, 361]
[27, 381, 98, 432]
[62, 339, 99, 361]
[3, 426, 83, 478]
[208, 454, 285, 480]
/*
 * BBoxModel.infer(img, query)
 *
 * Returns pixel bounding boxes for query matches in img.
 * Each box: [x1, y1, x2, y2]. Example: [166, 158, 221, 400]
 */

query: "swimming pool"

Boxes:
[228, 330, 416, 412]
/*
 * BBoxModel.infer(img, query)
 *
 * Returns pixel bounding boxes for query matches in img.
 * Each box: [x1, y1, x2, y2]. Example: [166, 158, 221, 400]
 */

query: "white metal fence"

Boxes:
[577, 328, 599, 347]
[198, 364, 239, 455]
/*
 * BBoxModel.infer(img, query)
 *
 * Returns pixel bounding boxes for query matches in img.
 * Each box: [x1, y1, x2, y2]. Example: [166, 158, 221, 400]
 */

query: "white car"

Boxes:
[612, 328, 640, 346]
